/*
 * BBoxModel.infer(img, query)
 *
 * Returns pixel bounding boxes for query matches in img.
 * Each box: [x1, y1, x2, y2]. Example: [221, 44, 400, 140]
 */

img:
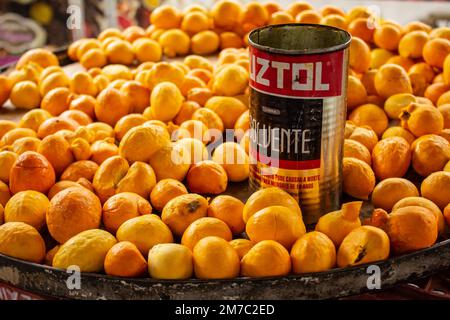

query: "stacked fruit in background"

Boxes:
[0, 1, 449, 280]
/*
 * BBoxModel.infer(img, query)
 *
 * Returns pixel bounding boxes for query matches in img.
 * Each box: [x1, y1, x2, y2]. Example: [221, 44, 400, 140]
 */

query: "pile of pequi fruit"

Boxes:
[0, 1, 449, 281]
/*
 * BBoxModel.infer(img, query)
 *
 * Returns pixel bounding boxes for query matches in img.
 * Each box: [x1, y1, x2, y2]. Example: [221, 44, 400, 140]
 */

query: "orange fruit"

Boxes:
[423, 38, 450, 68]
[337, 225, 390, 266]
[186, 161, 228, 195]
[70, 71, 97, 96]
[381, 126, 415, 145]
[400, 103, 444, 137]
[372, 178, 419, 211]
[295, 10, 322, 24]
[150, 5, 181, 29]
[342, 157, 375, 200]
[349, 37, 371, 74]
[374, 64, 413, 99]
[270, 11, 294, 25]
[41, 87, 71, 116]
[38, 134, 74, 175]
[10, 81, 41, 109]
[320, 14, 347, 29]
[372, 137, 411, 180]
[193, 236, 240, 279]
[95, 88, 130, 126]
[348, 126, 379, 152]
[211, 0, 242, 30]
[409, 62, 436, 84]
[16, 48, 58, 70]
[343, 139, 371, 166]
[212, 142, 249, 182]
[370, 49, 394, 69]
[386, 55, 414, 71]
[181, 11, 209, 35]
[104, 241, 147, 277]
[421, 171, 450, 209]
[413, 134, 450, 177]
[291, 231, 336, 273]
[9, 151, 55, 195]
[102, 192, 152, 234]
[80, 48, 107, 69]
[158, 29, 190, 58]
[47, 187, 102, 243]
[425, 82, 450, 105]
[287, 2, 313, 17]
[0, 222, 46, 263]
[132, 38, 162, 64]
[373, 24, 402, 51]
[122, 25, 146, 43]
[399, 31, 429, 59]
[207, 195, 245, 235]
[348, 104, 388, 137]
[348, 18, 374, 43]
[0, 75, 11, 107]
[246, 205, 306, 249]
[241, 240, 291, 277]
[347, 75, 367, 110]
[4, 190, 49, 230]
[39, 71, 70, 97]
[181, 217, 232, 250]
[150, 179, 188, 212]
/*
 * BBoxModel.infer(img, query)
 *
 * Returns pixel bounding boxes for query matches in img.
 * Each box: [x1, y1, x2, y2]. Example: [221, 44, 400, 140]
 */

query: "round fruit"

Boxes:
[4, 190, 49, 230]
[148, 243, 193, 280]
[47, 187, 102, 243]
[104, 241, 147, 277]
[181, 217, 232, 249]
[186, 160, 228, 195]
[372, 178, 419, 211]
[241, 240, 291, 277]
[342, 157, 375, 200]
[208, 195, 245, 235]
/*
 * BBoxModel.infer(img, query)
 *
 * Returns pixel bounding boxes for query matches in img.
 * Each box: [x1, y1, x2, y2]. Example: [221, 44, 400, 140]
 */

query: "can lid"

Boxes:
[248, 23, 351, 55]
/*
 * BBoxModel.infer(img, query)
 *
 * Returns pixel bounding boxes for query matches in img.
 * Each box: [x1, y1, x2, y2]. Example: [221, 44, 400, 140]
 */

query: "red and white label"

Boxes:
[249, 46, 344, 98]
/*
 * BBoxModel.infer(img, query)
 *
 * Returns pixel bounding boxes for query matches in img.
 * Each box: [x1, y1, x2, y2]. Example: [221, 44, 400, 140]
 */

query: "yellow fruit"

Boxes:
[372, 137, 411, 180]
[47, 187, 102, 243]
[102, 64, 133, 81]
[372, 178, 419, 211]
[421, 171, 450, 209]
[0, 151, 17, 183]
[11, 137, 41, 155]
[116, 214, 173, 256]
[38, 134, 74, 176]
[191, 108, 224, 133]
[10, 81, 41, 109]
[161, 193, 208, 237]
[412, 134, 450, 177]
[291, 231, 336, 273]
[343, 139, 371, 166]
[148, 243, 193, 279]
[246, 205, 306, 249]
[119, 125, 170, 163]
[370, 49, 394, 70]
[375, 64, 413, 99]
[208, 195, 245, 235]
[320, 14, 346, 29]
[400, 103, 444, 137]
[342, 157, 375, 199]
[213, 65, 249, 96]
[0, 181, 11, 207]
[158, 29, 190, 58]
[105, 40, 134, 65]
[399, 31, 429, 59]
[53, 229, 117, 272]
[5, 190, 49, 230]
[150, 82, 183, 122]
[337, 226, 390, 267]
[438, 91, 450, 107]
[212, 142, 249, 182]
[19, 109, 52, 132]
[241, 240, 291, 277]
[148, 143, 190, 182]
[175, 138, 208, 164]
[384, 93, 416, 120]
[316, 201, 362, 247]
[393, 197, 445, 235]
[80, 48, 107, 69]
[104, 241, 147, 277]
[39, 71, 70, 96]
[0, 222, 46, 263]
[193, 236, 240, 279]
[147, 62, 185, 89]
[243, 187, 302, 223]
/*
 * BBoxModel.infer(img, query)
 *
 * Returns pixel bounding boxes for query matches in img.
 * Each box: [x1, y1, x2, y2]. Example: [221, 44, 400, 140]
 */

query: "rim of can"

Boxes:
[248, 23, 352, 55]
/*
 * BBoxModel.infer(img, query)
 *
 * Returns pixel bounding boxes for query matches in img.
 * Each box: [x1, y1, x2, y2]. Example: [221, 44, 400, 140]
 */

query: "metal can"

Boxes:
[248, 24, 351, 224]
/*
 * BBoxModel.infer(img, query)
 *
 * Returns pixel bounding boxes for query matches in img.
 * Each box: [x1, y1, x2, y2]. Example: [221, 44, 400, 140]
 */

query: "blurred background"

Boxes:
[0, 0, 450, 65]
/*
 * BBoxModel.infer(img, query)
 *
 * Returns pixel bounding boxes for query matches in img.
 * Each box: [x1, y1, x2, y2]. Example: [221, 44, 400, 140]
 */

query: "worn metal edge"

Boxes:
[0, 239, 449, 300]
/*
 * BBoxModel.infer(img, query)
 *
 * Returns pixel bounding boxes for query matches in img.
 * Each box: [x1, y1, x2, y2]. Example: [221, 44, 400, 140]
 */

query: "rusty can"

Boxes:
[248, 24, 351, 224]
